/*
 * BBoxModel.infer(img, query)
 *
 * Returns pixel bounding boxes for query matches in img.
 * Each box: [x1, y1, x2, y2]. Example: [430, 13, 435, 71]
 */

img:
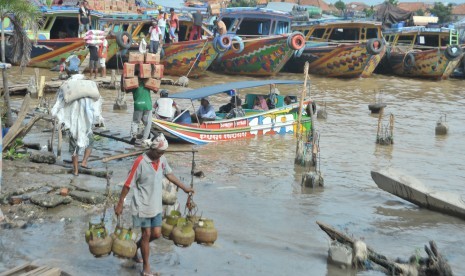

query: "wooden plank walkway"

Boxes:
[0, 262, 68, 276]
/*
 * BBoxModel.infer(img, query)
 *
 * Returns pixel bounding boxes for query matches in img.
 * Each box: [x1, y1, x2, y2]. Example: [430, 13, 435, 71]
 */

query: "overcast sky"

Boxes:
[326, 0, 464, 5]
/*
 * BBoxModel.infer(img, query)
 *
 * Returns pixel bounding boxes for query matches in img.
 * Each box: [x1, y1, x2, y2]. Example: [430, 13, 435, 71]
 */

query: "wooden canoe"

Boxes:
[371, 169, 465, 220]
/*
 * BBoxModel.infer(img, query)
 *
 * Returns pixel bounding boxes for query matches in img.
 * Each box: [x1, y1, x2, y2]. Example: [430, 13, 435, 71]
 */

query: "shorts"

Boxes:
[89, 60, 98, 70]
[133, 213, 162, 228]
[79, 23, 90, 33]
[69, 132, 94, 154]
[99, 58, 106, 68]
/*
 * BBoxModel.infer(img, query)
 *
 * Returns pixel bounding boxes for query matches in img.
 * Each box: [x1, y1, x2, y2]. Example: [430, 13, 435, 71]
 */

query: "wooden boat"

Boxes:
[209, 8, 305, 76]
[152, 80, 313, 145]
[382, 27, 463, 79]
[0, 262, 71, 276]
[100, 12, 222, 77]
[371, 169, 465, 220]
[4, 5, 104, 69]
[288, 21, 386, 78]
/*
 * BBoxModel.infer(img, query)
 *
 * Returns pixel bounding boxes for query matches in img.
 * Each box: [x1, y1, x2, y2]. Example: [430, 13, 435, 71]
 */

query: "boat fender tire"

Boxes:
[294, 47, 305, 58]
[288, 32, 305, 50]
[230, 36, 244, 54]
[444, 45, 463, 61]
[366, 38, 384, 55]
[213, 36, 229, 53]
[116, 31, 133, 49]
[218, 34, 232, 49]
[403, 53, 415, 69]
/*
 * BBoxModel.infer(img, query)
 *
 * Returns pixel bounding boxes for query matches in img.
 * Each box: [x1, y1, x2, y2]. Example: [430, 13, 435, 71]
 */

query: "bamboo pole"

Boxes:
[376, 107, 384, 143]
[101, 148, 199, 163]
[295, 62, 309, 165]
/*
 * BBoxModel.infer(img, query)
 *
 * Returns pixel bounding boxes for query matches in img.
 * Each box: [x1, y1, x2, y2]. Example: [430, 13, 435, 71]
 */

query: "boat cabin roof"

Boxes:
[220, 7, 293, 19]
[170, 80, 304, 100]
[383, 26, 455, 35]
[292, 20, 382, 29]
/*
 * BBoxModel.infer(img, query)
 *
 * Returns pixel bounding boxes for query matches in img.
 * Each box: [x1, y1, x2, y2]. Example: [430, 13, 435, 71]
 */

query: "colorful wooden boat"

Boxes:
[209, 8, 305, 76]
[3, 5, 103, 68]
[289, 21, 386, 78]
[382, 27, 463, 80]
[152, 80, 313, 145]
[100, 12, 221, 77]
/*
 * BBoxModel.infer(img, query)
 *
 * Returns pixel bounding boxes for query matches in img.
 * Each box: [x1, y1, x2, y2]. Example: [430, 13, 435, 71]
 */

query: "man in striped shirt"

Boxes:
[115, 134, 193, 276]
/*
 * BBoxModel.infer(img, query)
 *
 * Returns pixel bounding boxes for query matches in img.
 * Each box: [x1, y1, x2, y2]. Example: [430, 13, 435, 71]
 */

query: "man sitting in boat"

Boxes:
[153, 90, 180, 121]
[225, 97, 245, 119]
[219, 95, 240, 114]
[191, 97, 215, 123]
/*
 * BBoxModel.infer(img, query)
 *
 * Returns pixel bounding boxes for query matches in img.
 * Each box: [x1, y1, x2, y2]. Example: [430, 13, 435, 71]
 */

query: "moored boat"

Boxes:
[289, 20, 386, 78]
[382, 26, 463, 80]
[4, 5, 104, 69]
[152, 80, 313, 145]
[371, 168, 465, 220]
[100, 11, 222, 77]
[209, 8, 305, 76]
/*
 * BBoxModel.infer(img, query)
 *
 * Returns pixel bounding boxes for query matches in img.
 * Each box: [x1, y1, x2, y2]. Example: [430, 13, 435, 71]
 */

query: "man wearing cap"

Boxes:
[192, 97, 216, 123]
[148, 20, 162, 54]
[115, 133, 194, 276]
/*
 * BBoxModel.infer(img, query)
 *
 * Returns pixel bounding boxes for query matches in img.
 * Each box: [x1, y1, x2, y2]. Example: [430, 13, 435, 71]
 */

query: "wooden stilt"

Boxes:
[57, 123, 62, 159]
[295, 62, 310, 166]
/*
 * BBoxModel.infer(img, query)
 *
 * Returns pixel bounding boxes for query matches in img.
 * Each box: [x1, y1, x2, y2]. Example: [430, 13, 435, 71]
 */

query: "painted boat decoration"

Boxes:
[210, 8, 305, 76]
[152, 80, 313, 145]
[371, 169, 465, 220]
[382, 27, 463, 80]
[100, 12, 222, 77]
[4, 6, 104, 68]
[289, 21, 386, 78]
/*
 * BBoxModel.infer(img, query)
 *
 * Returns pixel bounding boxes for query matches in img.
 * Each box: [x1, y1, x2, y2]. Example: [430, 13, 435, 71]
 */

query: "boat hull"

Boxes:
[371, 169, 465, 220]
[210, 35, 297, 76]
[152, 103, 312, 145]
[6, 38, 89, 69]
[106, 39, 218, 77]
[386, 48, 463, 80]
[162, 39, 218, 77]
[286, 42, 385, 78]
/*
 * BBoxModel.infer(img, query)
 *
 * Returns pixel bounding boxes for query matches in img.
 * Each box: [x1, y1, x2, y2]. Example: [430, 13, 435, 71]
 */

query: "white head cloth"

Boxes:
[144, 133, 169, 150]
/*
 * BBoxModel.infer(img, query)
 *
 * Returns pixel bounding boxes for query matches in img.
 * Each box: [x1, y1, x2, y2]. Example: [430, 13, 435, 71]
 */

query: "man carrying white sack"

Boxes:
[115, 133, 194, 276]
[51, 79, 104, 176]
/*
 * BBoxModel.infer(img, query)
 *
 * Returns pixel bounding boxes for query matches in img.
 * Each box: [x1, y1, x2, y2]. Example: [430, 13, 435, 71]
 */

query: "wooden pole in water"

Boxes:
[110, 69, 116, 88]
[295, 62, 309, 165]
[376, 107, 384, 143]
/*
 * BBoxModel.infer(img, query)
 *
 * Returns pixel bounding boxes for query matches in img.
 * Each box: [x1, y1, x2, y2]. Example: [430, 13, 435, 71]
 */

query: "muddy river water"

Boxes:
[1, 68, 465, 275]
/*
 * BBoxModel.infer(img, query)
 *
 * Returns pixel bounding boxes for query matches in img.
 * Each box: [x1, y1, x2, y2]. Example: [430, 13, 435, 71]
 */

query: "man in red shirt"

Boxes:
[169, 8, 179, 42]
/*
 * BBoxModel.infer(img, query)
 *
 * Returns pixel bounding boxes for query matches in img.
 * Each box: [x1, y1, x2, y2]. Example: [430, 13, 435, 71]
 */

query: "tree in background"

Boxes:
[385, 0, 398, 5]
[0, 0, 41, 127]
[334, 0, 346, 16]
[428, 2, 453, 23]
[416, 9, 425, 16]
[229, 0, 257, 8]
[364, 6, 375, 18]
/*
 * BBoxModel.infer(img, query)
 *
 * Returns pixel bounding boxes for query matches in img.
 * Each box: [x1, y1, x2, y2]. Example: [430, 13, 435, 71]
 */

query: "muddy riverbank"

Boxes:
[1, 68, 465, 275]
